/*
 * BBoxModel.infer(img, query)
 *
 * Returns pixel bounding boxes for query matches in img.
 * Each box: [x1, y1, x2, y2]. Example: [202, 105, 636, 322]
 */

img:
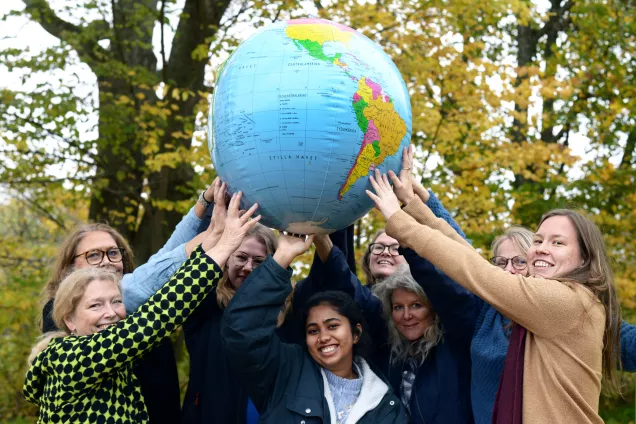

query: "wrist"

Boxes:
[273, 250, 295, 268]
[402, 193, 416, 206]
[206, 244, 233, 267]
[415, 187, 430, 203]
[198, 190, 213, 209]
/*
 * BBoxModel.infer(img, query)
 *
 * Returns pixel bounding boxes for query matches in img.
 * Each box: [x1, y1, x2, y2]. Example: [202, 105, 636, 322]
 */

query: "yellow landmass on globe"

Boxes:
[338, 77, 407, 199]
[285, 23, 353, 46]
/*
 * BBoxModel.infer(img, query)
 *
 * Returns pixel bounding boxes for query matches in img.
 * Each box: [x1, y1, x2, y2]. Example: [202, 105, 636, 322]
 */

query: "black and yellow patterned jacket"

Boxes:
[24, 246, 222, 423]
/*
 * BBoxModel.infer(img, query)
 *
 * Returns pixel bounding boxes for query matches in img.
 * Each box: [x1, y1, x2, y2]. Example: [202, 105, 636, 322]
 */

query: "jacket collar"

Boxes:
[320, 357, 389, 424]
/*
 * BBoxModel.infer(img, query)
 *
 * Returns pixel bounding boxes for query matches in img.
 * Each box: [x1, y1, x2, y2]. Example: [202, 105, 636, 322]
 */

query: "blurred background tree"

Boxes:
[1, 0, 633, 421]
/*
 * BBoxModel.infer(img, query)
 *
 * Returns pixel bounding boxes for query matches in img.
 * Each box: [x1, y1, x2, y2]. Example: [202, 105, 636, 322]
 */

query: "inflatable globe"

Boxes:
[209, 18, 412, 234]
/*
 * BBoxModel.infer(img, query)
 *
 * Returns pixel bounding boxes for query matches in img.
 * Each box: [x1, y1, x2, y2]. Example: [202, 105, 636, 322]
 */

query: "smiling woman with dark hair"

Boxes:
[221, 232, 407, 423]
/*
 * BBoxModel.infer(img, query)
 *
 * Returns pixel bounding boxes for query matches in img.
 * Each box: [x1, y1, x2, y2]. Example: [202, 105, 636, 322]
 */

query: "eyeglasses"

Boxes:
[75, 248, 124, 265]
[368, 243, 400, 256]
[231, 253, 265, 268]
[490, 255, 527, 270]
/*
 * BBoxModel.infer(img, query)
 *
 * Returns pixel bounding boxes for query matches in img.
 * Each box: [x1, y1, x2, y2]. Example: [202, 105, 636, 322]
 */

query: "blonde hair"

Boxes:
[491, 226, 533, 257]
[372, 265, 443, 365]
[216, 223, 277, 308]
[40, 223, 134, 330]
[28, 268, 121, 365]
[538, 209, 622, 395]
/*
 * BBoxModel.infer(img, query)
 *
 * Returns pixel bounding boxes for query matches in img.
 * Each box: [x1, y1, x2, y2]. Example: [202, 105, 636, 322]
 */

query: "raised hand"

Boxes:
[273, 233, 314, 269]
[200, 180, 227, 251]
[211, 180, 228, 233]
[206, 192, 260, 267]
[388, 144, 416, 205]
[366, 169, 401, 220]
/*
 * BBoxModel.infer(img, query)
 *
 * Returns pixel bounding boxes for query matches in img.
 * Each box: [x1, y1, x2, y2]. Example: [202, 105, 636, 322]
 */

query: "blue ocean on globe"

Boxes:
[209, 18, 412, 234]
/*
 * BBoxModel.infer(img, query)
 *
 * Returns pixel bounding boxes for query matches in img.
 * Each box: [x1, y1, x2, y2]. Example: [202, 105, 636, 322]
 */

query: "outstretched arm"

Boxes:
[25, 192, 258, 405]
[367, 170, 599, 339]
[390, 145, 470, 248]
[122, 180, 227, 313]
[221, 234, 312, 410]
[403, 248, 482, 346]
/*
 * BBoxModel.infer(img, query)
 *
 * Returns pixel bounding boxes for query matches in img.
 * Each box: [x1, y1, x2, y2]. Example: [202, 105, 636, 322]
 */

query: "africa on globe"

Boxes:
[209, 18, 412, 234]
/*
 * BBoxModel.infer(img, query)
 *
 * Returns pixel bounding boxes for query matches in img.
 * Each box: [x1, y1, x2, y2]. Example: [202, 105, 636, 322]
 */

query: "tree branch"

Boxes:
[23, 0, 109, 64]
[23, 0, 80, 38]
[15, 193, 70, 230]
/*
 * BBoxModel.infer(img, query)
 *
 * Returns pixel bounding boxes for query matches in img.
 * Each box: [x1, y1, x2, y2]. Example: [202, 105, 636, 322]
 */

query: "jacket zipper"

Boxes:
[398, 358, 426, 424]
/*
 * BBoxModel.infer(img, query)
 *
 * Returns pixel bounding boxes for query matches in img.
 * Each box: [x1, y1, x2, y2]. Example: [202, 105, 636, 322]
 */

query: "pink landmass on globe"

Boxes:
[365, 78, 383, 100]
[353, 93, 362, 103]
[363, 120, 380, 146]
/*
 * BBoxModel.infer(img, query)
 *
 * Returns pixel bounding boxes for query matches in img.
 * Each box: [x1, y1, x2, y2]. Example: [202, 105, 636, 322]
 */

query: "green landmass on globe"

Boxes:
[209, 18, 412, 234]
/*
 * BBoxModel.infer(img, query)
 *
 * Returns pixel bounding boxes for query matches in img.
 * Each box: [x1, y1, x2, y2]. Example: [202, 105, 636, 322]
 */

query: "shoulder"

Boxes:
[570, 283, 605, 314]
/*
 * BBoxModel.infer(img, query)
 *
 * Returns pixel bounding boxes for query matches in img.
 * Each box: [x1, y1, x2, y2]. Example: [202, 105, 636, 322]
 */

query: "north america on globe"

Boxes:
[209, 18, 412, 234]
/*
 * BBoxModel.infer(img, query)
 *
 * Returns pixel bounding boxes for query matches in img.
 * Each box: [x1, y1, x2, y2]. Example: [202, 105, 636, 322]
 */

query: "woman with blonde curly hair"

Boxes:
[24, 192, 258, 423]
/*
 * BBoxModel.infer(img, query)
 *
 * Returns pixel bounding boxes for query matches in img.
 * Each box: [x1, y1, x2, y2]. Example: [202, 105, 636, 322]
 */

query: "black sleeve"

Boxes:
[41, 298, 57, 333]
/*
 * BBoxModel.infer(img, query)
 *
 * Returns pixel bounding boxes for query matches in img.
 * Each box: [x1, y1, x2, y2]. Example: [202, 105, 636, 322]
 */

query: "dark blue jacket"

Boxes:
[221, 256, 408, 424]
[621, 322, 636, 372]
[181, 282, 300, 423]
[300, 244, 474, 424]
[180, 227, 354, 424]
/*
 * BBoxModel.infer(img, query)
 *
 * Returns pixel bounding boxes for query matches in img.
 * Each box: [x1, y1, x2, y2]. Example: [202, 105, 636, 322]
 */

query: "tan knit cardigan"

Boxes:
[385, 197, 605, 424]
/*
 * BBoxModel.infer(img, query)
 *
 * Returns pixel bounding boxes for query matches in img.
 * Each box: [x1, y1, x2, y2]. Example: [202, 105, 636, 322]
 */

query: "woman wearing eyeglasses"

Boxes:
[38, 180, 219, 424]
[367, 160, 627, 423]
[428, 225, 636, 424]
[180, 219, 279, 424]
[24, 192, 258, 423]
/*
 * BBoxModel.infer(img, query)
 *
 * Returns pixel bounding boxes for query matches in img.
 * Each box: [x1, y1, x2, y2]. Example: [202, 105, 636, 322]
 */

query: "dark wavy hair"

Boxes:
[301, 291, 371, 359]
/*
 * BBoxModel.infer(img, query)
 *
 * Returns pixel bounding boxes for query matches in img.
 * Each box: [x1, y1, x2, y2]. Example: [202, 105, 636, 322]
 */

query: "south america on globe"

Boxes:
[209, 18, 412, 234]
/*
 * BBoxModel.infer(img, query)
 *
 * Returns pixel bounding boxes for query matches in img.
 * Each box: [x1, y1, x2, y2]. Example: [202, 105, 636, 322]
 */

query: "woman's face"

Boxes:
[528, 215, 584, 279]
[227, 237, 267, 289]
[64, 279, 126, 336]
[368, 233, 407, 280]
[494, 239, 528, 275]
[305, 304, 360, 378]
[74, 231, 125, 275]
[391, 288, 434, 341]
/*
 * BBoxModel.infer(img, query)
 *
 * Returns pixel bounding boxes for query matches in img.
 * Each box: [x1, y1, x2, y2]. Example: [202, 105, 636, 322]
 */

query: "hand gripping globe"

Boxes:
[209, 18, 412, 234]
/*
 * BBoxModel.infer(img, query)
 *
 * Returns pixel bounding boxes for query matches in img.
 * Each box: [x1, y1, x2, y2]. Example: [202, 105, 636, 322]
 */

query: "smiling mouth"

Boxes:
[319, 345, 338, 355]
[97, 323, 116, 330]
[377, 260, 393, 266]
[533, 260, 553, 268]
[401, 323, 419, 330]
